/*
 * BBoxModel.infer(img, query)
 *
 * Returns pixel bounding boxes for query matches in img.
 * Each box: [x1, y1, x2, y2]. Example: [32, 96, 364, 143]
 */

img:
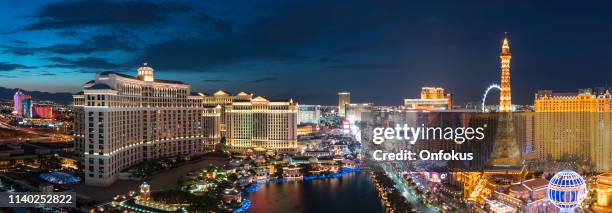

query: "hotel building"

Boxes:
[345, 103, 372, 125]
[491, 178, 556, 213]
[200, 90, 252, 136]
[533, 88, 612, 171]
[202, 106, 222, 150]
[403, 87, 453, 110]
[594, 173, 612, 212]
[73, 92, 86, 154]
[338, 92, 350, 117]
[535, 88, 611, 112]
[74, 63, 220, 186]
[13, 90, 32, 118]
[298, 104, 321, 125]
[225, 96, 298, 154]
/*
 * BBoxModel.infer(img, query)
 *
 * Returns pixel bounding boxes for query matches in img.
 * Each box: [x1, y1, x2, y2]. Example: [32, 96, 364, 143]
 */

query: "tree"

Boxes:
[302, 164, 313, 176]
[75, 160, 84, 171]
[274, 164, 284, 178]
[39, 155, 62, 171]
[227, 173, 238, 183]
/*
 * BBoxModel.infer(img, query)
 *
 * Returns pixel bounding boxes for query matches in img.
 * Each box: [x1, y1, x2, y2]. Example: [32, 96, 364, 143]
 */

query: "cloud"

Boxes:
[57, 30, 78, 37]
[204, 79, 229, 82]
[136, 1, 348, 71]
[43, 57, 123, 69]
[0, 74, 17, 78]
[138, 36, 299, 71]
[318, 57, 342, 63]
[429, 31, 488, 46]
[197, 13, 233, 34]
[11, 40, 28, 45]
[38, 73, 57, 76]
[2, 34, 138, 55]
[0, 62, 35, 71]
[24, 1, 191, 30]
[247, 77, 278, 83]
[328, 63, 405, 71]
[333, 42, 395, 54]
[134, 1, 415, 72]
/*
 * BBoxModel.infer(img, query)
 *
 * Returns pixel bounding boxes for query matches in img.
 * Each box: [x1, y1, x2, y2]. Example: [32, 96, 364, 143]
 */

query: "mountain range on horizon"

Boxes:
[0, 86, 73, 104]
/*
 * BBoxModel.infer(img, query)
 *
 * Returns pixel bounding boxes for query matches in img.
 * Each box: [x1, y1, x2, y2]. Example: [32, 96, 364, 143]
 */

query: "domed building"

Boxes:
[547, 170, 587, 212]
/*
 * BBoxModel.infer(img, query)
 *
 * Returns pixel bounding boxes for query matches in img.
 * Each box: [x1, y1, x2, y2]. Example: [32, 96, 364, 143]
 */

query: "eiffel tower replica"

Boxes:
[466, 34, 526, 204]
[488, 33, 523, 169]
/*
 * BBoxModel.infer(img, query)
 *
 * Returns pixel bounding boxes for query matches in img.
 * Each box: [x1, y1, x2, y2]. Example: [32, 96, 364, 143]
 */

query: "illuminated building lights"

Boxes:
[499, 33, 513, 112]
[74, 63, 221, 186]
[482, 84, 501, 112]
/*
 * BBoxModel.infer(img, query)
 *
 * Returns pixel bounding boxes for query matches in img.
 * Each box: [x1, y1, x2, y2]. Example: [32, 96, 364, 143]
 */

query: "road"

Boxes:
[382, 163, 435, 213]
[0, 120, 72, 142]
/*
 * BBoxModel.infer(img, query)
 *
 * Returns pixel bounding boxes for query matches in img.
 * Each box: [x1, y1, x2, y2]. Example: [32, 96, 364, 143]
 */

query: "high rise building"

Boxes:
[13, 90, 32, 118]
[403, 87, 453, 110]
[533, 88, 612, 171]
[345, 103, 372, 125]
[338, 92, 350, 117]
[73, 91, 86, 155]
[534, 88, 612, 112]
[200, 90, 253, 136]
[499, 34, 512, 112]
[298, 105, 321, 125]
[513, 113, 535, 156]
[202, 106, 222, 150]
[225, 96, 298, 154]
[74, 63, 220, 186]
[201, 90, 252, 107]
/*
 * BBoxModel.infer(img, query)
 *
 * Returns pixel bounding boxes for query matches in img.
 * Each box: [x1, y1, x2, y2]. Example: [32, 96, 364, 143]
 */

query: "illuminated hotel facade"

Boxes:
[403, 87, 453, 110]
[13, 90, 32, 118]
[345, 103, 372, 125]
[338, 92, 350, 117]
[594, 173, 612, 212]
[225, 96, 298, 154]
[200, 90, 252, 136]
[72, 93, 85, 154]
[491, 178, 556, 213]
[533, 88, 612, 171]
[74, 63, 220, 186]
[298, 105, 321, 125]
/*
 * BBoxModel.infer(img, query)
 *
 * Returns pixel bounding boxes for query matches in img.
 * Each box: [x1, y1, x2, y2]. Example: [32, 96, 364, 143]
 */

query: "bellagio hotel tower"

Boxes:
[73, 64, 220, 186]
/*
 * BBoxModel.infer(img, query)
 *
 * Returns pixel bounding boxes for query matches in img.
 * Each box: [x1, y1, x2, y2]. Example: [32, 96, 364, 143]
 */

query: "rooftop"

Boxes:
[522, 178, 548, 190]
[87, 83, 113, 90]
[98, 71, 186, 85]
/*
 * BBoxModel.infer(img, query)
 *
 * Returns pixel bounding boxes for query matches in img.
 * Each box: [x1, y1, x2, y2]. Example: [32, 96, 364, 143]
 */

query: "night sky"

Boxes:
[1, 0, 611, 105]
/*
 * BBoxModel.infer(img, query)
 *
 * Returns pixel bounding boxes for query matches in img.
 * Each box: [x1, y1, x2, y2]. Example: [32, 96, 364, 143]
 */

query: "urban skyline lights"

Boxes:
[2, 1, 612, 212]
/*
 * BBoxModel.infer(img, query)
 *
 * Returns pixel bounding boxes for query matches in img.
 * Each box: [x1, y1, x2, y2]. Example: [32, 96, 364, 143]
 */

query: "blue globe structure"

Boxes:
[547, 170, 587, 212]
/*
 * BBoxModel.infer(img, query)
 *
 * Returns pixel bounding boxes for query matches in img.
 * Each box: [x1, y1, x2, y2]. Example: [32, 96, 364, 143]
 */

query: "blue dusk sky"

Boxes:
[0, 0, 611, 105]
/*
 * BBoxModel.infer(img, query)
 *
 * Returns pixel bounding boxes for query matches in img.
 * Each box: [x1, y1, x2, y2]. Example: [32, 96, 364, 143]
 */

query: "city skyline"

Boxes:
[1, 1, 612, 105]
[1, 2, 611, 213]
